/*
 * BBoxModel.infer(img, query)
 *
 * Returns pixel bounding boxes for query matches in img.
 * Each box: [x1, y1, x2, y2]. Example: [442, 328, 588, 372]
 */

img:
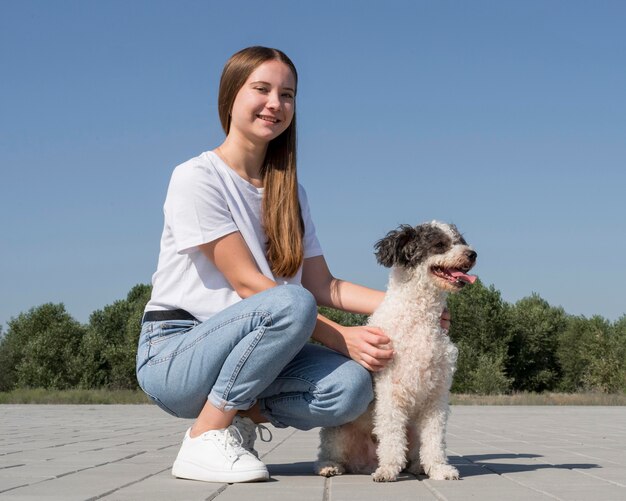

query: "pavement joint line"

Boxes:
[258, 427, 300, 460]
[462, 425, 624, 457]
[322, 476, 330, 501]
[55, 451, 149, 478]
[85, 466, 172, 500]
[452, 446, 583, 501]
[78, 440, 143, 452]
[0, 463, 25, 469]
[475, 428, 626, 469]
[500, 472, 565, 500]
[157, 442, 180, 451]
[91, 450, 148, 469]
[204, 483, 228, 501]
[572, 467, 626, 488]
[422, 479, 450, 501]
[0, 450, 22, 456]
[44, 440, 82, 449]
[0, 483, 30, 495]
[451, 446, 609, 487]
[54, 466, 96, 479]
[0, 450, 149, 495]
[560, 448, 624, 467]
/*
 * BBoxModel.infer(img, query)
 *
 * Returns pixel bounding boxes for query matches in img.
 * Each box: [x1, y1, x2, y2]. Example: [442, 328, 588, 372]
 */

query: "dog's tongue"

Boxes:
[450, 271, 477, 284]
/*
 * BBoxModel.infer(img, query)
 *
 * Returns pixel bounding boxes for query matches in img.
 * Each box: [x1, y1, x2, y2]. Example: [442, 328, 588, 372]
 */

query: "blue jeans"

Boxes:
[136, 285, 373, 430]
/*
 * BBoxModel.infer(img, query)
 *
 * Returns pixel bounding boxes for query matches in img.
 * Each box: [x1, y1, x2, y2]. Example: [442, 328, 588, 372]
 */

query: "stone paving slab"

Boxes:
[0, 405, 624, 500]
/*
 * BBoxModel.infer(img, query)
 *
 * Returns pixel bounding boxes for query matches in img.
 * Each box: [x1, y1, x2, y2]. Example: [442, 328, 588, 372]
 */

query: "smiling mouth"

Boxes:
[430, 266, 477, 287]
[257, 114, 281, 124]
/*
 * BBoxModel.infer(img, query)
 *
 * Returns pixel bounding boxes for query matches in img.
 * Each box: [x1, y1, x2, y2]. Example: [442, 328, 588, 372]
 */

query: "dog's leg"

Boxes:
[315, 426, 346, 477]
[405, 420, 424, 476]
[418, 395, 458, 480]
[371, 386, 409, 482]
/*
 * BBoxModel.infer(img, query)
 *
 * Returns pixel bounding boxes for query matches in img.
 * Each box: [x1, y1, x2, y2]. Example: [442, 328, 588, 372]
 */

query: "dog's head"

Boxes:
[374, 221, 477, 292]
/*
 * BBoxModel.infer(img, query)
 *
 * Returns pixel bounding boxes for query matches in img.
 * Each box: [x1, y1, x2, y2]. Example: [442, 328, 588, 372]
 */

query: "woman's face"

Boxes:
[228, 60, 296, 145]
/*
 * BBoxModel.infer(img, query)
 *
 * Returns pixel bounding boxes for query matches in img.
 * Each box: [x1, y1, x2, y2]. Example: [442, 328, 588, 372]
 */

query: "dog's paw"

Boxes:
[372, 466, 399, 482]
[315, 462, 345, 477]
[425, 463, 459, 480]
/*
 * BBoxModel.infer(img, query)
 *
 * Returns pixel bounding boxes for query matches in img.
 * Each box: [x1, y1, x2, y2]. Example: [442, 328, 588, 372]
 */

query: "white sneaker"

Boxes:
[172, 426, 269, 483]
[232, 416, 273, 458]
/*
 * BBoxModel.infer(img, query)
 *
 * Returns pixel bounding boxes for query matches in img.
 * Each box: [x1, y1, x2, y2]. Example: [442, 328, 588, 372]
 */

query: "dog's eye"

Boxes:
[434, 242, 446, 251]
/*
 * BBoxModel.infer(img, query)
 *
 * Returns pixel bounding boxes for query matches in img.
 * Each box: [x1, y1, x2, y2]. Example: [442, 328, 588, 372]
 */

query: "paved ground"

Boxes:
[0, 405, 624, 500]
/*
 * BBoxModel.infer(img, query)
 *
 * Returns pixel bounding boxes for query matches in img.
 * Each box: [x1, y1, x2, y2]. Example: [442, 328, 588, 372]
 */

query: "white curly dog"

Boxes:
[315, 221, 477, 482]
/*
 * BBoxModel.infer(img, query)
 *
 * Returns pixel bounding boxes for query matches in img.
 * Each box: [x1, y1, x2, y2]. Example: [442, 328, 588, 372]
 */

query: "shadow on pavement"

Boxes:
[453, 453, 600, 477]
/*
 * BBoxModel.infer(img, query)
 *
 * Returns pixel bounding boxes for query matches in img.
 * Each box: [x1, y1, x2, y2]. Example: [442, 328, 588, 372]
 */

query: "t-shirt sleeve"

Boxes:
[164, 161, 238, 254]
[299, 185, 324, 259]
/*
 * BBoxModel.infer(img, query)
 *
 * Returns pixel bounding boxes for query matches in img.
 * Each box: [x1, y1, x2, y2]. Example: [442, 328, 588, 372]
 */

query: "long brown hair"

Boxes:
[218, 46, 304, 278]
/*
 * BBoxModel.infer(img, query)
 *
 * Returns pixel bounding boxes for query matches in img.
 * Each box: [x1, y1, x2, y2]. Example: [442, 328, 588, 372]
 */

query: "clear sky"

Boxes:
[1, 0, 625, 328]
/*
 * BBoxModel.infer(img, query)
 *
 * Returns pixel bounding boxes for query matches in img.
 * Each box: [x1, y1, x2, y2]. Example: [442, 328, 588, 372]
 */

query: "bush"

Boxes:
[452, 341, 512, 394]
[507, 294, 567, 392]
[447, 280, 512, 394]
[79, 284, 152, 389]
[0, 303, 86, 390]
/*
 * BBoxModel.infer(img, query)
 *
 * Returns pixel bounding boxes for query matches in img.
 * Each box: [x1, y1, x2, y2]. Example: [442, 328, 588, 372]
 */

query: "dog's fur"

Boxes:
[315, 221, 477, 482]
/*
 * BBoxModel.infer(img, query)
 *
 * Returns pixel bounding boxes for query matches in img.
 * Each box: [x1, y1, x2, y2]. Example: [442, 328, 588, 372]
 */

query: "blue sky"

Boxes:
[1, 0, 625, 328]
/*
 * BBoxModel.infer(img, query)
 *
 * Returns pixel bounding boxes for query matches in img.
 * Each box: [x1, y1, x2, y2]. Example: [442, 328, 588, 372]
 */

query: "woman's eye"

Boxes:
[255, 87, 268, 93]
[282, 93, 294, 99]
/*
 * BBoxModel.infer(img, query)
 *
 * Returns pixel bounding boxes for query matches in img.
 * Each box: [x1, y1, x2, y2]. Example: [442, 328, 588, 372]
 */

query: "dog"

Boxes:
[315, 221, 477, 482]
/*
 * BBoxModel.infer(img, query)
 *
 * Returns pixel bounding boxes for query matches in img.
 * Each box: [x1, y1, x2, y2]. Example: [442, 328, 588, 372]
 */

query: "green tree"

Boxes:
[0, 323, 17, 391]
[447, 280, 512, 394]
[558, 315, 626, 393]
[610, 316, 626, 392]
[0, 303, 86, 390]
[507, 294, 567, 392]
[558, 316, 598, 392]
[80, 284, 152, 389]
[453, 341, 512, 394]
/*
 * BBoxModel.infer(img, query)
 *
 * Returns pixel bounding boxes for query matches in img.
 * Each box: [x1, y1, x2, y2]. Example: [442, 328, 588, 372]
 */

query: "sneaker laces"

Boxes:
[208, 426, 250, 461]
[256, 423, 273, 444]
[233, 417, 273, 458]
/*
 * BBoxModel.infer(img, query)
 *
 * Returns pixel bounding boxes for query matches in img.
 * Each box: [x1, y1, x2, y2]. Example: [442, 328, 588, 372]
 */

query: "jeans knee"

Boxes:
[274, 285, 317, 338]
[317, 362, 374, 427]
[338, 365, 374, 421]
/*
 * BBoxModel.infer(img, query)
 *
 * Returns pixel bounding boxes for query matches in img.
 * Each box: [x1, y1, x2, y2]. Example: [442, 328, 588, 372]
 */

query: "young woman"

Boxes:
[136, 46, 449, 483]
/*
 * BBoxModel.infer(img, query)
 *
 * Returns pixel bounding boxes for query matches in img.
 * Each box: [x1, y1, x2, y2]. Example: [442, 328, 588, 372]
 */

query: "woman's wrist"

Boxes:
[311, 315, 348, 355]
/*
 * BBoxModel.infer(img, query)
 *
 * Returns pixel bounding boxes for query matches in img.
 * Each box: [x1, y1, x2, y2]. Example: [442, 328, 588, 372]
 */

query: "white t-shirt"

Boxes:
[145, 151, 324, 321]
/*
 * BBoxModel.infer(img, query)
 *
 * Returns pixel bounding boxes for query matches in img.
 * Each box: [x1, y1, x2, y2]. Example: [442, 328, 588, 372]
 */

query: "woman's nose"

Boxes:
[266, 92, 281, 110]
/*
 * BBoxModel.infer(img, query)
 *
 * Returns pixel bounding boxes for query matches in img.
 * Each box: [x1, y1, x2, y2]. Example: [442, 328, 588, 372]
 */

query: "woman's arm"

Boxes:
[200, 232, 276, 298]
[301, 255, 384, 314]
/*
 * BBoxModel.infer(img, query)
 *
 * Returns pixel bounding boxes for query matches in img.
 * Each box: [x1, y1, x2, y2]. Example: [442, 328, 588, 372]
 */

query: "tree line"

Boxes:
[0, 281, 624, 394]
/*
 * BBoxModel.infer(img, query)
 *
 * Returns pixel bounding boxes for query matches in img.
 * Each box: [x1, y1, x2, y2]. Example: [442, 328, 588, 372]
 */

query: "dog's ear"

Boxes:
[374, 225, 421, 268]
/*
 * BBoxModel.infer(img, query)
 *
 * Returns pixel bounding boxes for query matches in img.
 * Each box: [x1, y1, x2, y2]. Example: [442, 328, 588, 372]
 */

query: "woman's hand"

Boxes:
[441, 307, 451, 331]
[339, 325, 394, 372]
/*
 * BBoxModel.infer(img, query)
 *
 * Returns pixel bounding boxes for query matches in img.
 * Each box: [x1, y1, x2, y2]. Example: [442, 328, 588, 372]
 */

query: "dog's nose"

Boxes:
[466, 250, 477, 262]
